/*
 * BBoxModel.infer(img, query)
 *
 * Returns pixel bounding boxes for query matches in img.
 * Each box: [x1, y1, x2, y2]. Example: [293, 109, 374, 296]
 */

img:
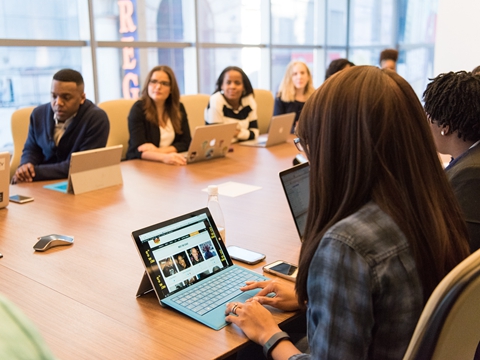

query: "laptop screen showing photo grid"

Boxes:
[135, 211, 230, 299]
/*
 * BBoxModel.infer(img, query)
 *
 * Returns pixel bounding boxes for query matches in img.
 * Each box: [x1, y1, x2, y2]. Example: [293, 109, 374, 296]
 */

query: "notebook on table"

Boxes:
[279, 162, 310, 240]
[181, 123, 237, 164]
[239, 112, 295, 148]
[44, 145, 123, 195]
[0, 152, 10, 208]
[132, 208, 268, 330]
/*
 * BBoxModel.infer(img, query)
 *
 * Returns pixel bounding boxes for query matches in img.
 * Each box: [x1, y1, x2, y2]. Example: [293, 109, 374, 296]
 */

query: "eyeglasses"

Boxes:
[149, 80, 171, 87]
[294, 137, 304, 152]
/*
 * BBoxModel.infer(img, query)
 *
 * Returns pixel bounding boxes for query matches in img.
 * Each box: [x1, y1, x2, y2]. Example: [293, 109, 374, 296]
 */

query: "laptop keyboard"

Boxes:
[171, 267, 265, 316]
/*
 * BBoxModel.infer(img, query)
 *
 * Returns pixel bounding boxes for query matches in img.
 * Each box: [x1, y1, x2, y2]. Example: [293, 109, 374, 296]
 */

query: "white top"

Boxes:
[159, 118, 175, 148]
[205, 92, 259, 141]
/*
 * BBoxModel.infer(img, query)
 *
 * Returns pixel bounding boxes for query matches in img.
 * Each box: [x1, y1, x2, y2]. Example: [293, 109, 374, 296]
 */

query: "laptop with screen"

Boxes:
[132, 208, 268, 330]
[279, 162, 310, 240]
[44, 145, 123, 194]
[239, 112, 295, 148]
[0, 152, 10, 208]
[181, 123, 237, 164]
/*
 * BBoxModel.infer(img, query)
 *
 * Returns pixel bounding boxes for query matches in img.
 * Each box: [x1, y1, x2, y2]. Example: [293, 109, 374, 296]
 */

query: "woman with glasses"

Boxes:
[126, 65, 191, 165]
[205, 66, 259, 142]
[225, 66, 470, 360]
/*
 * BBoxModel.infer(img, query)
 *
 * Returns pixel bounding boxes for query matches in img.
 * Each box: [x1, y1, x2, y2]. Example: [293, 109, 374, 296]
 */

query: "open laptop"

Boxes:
[44, 145, 123, 194]
[240, 112, 295, 148]
[181, 123, 237, 164]
[132, 208, 268, 330]
[0, 152, 10, 208]
[279, 162, 309, 240]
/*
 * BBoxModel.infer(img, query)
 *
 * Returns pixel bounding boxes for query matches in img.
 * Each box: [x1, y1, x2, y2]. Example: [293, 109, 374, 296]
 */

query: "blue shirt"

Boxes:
[291, 202, 423, 360]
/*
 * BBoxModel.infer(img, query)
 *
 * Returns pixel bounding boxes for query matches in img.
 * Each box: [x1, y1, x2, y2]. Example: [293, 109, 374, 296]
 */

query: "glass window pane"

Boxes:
[0, 0, 88, 40]
[0, 46, 92, 152]
[271, 0, 315, 45]
[198, 48, 263, 94]
[399, 47, 435, 99]
[96, 47, 188, 102]
[349, 48, 384, 65]
[399, 0, 437, 45]
[349, 0, 395, 46]
[271, 49, 315, 94]
[197, 0, 264, 44]
[327, 0, 348, 46]
[93, 0, 193, 42]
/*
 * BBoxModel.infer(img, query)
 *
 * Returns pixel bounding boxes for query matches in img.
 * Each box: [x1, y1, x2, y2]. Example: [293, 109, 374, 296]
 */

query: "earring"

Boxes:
[242, 90, 246, 96]
[220, 90, 224, 94]
[441, 130, 445, 136]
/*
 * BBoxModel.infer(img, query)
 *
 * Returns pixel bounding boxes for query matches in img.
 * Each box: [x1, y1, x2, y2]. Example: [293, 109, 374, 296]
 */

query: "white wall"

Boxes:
[434, 0, 480, 75]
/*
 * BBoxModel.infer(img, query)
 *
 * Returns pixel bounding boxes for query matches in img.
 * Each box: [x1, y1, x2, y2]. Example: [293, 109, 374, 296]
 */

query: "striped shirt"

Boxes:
[205, 91, 259, 141]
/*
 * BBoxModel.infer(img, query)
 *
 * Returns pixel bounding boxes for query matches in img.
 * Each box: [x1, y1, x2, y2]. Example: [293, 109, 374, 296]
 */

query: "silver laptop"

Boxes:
[0, 152, 10, 208]
[240, 112, 295, 148]
[279, 162, 309, 240]
[182, 123, 237, 164]
[132, 208, 268, 330]
[44, 145, 123, 194]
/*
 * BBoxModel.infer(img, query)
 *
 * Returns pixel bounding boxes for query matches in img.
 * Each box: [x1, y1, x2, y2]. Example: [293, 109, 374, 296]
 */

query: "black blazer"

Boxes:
[126, 100, 191, 160]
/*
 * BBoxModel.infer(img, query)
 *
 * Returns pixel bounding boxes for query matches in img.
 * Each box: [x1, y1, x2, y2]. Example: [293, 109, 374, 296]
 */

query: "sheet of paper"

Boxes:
[202, 181, 261, 197]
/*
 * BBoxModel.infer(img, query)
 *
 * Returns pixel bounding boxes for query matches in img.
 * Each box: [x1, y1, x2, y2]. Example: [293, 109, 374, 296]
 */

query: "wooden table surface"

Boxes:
[0, 140, 303, 359]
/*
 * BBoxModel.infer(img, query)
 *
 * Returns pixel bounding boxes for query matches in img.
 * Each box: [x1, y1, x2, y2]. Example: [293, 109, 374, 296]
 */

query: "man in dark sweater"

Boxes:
[12, 69, 109, 183]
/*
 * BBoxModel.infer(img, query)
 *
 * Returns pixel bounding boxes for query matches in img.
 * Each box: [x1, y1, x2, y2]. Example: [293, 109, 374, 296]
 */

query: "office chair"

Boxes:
[98, 99, 136, 160]
[403, 248, 480, 360]
[180, 94, 210, 132]
[253, 89, 274, 134]
[10, 106, 35, 179]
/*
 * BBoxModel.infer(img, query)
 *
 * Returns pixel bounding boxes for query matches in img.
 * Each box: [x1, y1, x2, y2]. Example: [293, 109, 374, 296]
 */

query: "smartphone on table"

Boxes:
[9, 195, 34, 204]
[227, 245, 266, 265]
[263, 260, 298, 282]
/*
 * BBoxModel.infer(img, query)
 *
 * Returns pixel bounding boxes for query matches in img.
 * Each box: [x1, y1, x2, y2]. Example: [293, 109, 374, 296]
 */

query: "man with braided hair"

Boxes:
[424, 71, 480, 252]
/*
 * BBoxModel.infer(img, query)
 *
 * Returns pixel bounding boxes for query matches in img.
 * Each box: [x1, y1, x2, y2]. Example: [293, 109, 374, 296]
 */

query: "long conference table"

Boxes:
[0, 139, 303, 359]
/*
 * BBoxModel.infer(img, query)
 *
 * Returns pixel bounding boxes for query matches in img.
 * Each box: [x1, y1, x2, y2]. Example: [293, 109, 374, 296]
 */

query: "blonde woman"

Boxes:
[274, 61, 315, 132]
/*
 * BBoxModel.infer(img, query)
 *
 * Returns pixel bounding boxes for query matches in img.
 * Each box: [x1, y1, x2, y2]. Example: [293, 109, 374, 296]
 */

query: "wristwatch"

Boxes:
[263, 331, 291, 359]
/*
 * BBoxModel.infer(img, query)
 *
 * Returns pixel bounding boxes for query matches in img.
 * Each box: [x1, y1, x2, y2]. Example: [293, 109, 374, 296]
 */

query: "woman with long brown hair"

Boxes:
[225, 66, 470, 359]
[126, 65, 191, 165]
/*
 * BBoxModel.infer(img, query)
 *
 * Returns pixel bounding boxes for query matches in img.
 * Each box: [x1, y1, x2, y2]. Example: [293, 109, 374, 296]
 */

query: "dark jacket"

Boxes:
[20, 100, 110, 181]
[126, 100, 191, 160]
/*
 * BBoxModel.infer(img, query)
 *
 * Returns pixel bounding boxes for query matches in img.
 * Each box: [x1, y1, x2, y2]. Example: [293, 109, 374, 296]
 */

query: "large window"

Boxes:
[0, 0, 438, 153]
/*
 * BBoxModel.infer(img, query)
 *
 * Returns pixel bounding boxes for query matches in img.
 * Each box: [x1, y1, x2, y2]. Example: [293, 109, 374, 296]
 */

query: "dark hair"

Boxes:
[296, 66, 469, 306]
[53, 69, 84, 86]
[140, 65, 182, 134]
[423, 71, 480, 142]
[325, 59, 355, 80]
[379, 49, 398, 64]
[214, 66, 254, 97]
[472, 65, 480, 76]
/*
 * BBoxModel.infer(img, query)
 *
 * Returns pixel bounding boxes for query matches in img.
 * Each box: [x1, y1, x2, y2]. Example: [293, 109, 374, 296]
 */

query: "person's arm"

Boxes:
[304, 236, 374, 359]
[225, 300, 301, 360]
[18, 109, 47, 170]
[127, 101, 151, 160]
[274, 97, 286, 116]
[448, 165, 480, 252]
[237, 95, 259, 140]
[205, 93, 225, 125]
[171, 103, 192, 153]
[32, 108, 110, 181]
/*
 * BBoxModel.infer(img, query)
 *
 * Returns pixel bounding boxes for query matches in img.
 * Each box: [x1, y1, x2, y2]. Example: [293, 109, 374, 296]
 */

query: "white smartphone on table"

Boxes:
[227, 245, 266, 265]
[263, 260, 298, 282]
[9, 194, 34, 204]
